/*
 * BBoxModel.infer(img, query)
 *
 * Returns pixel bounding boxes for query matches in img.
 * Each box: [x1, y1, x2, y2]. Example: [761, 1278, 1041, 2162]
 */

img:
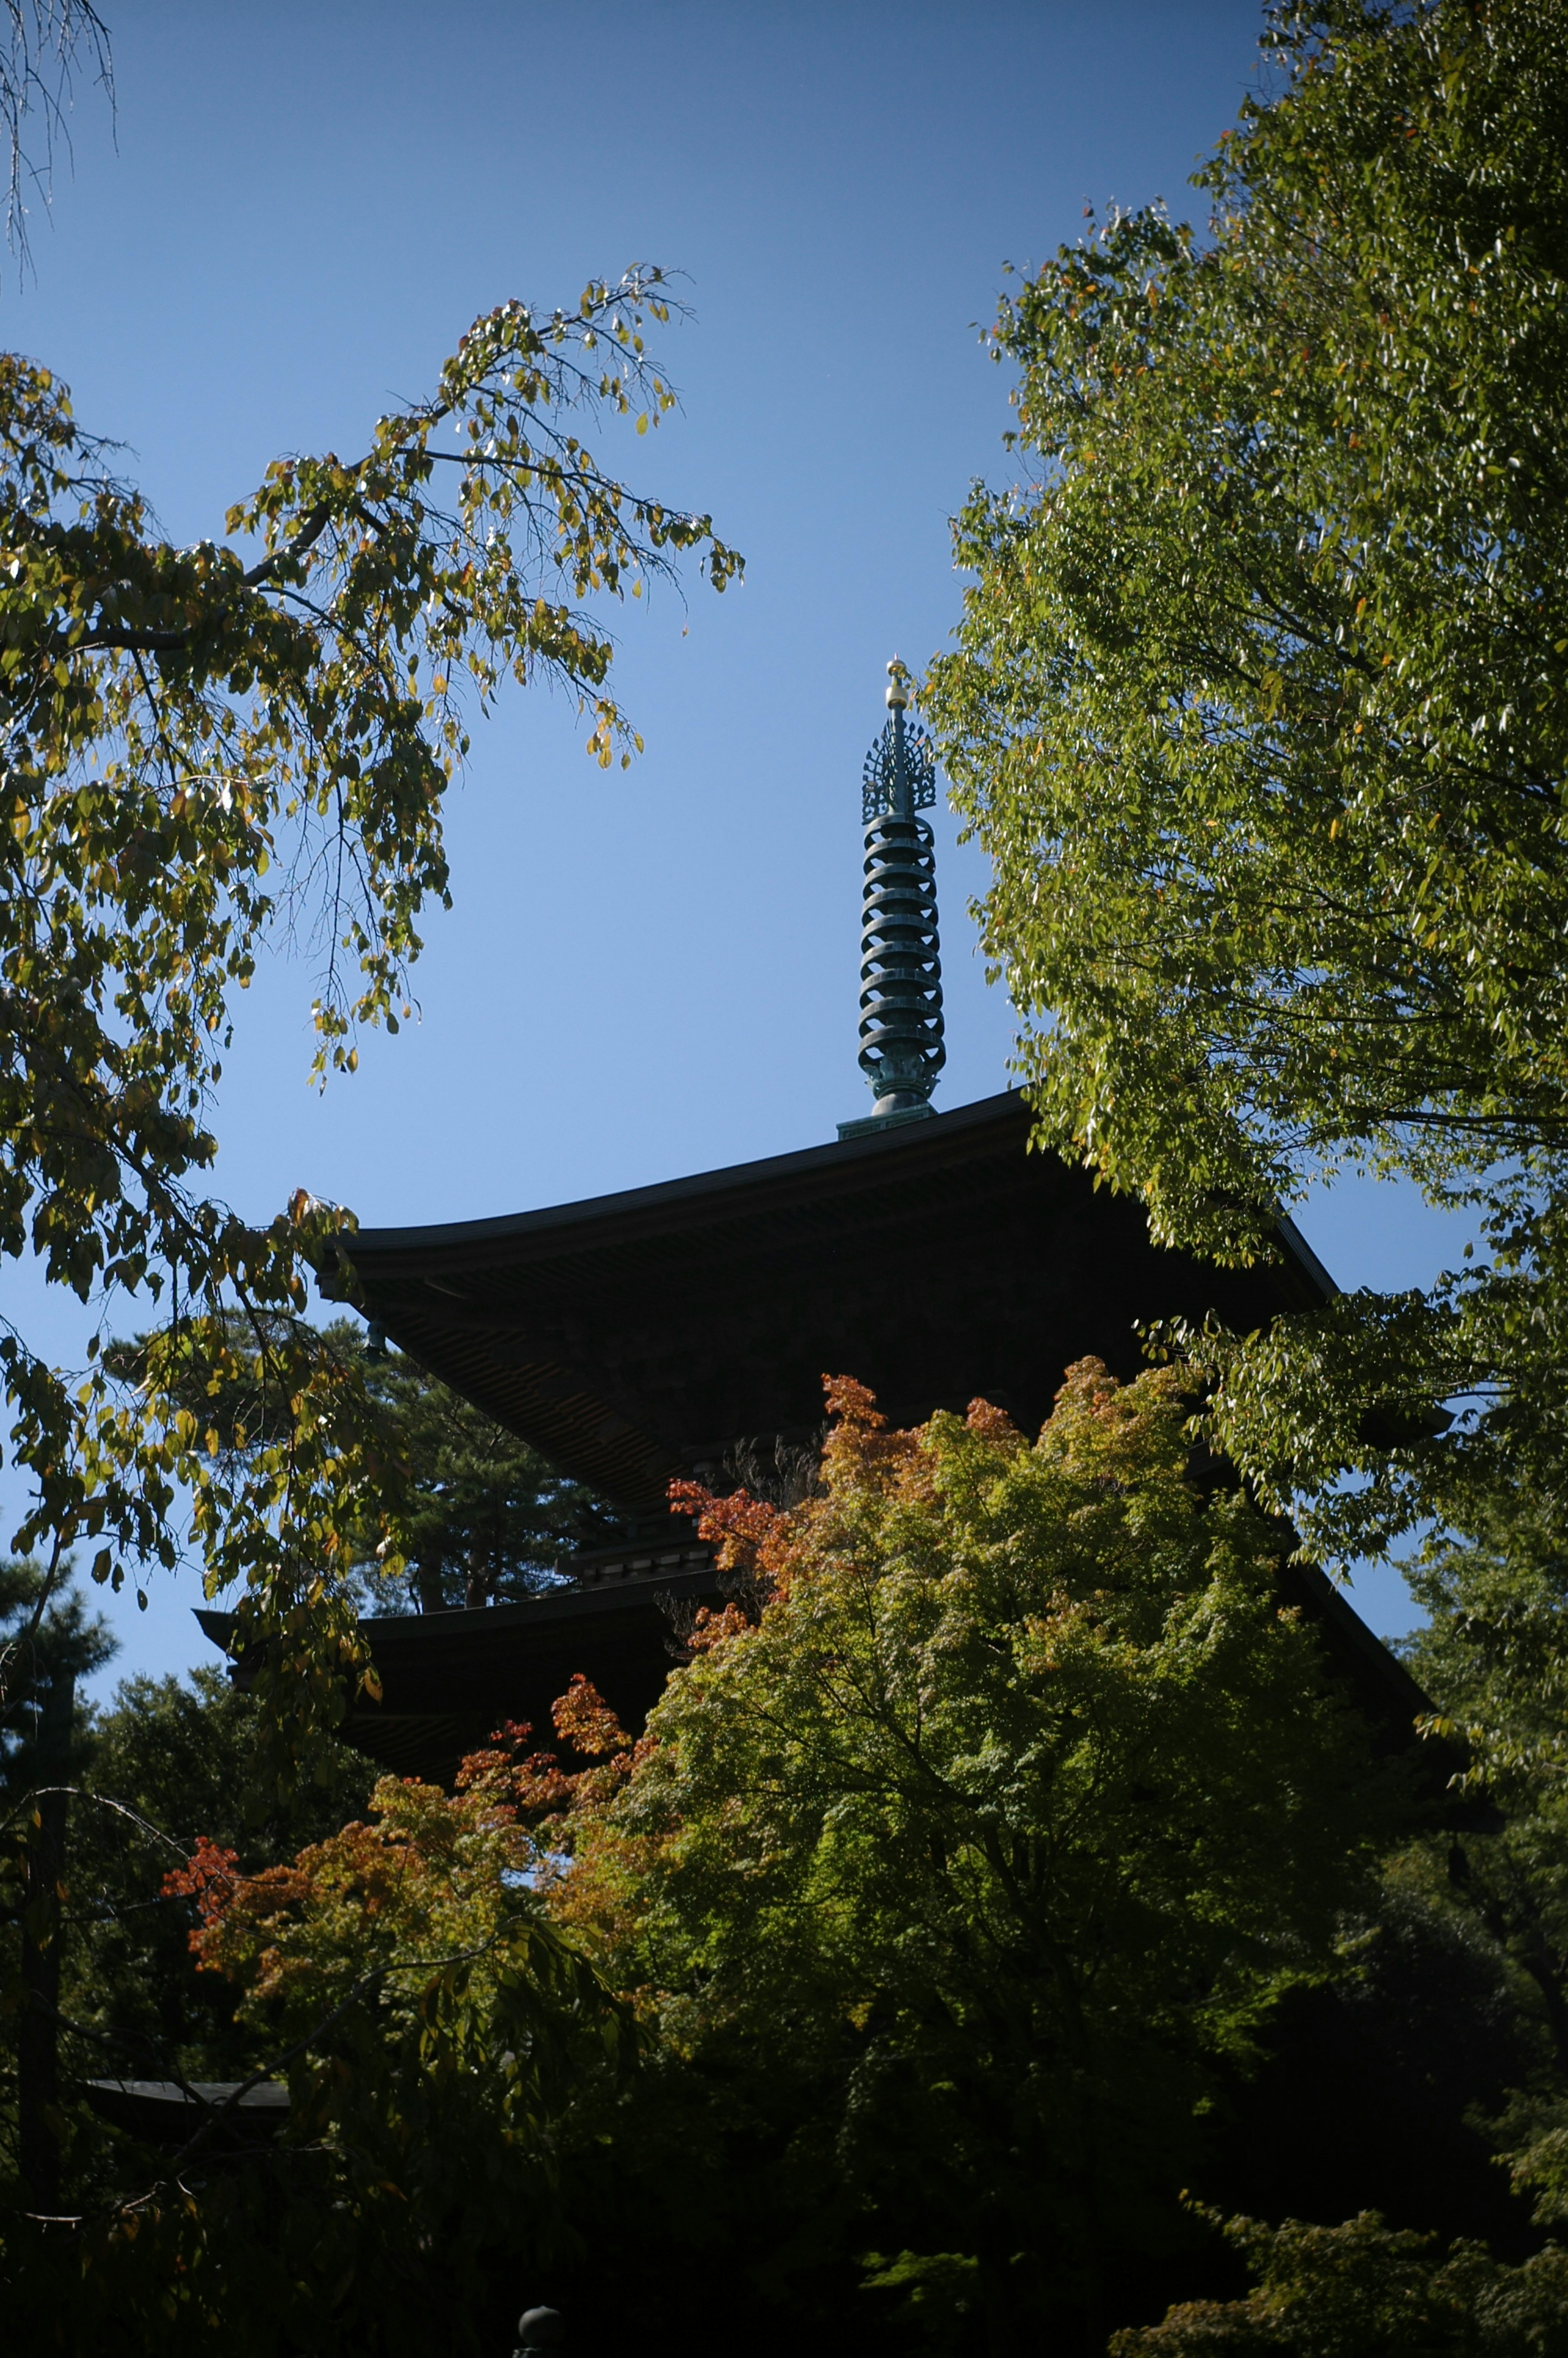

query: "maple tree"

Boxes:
[4, 1697, 627, 2354]
[541, 1365, 1404, 2351]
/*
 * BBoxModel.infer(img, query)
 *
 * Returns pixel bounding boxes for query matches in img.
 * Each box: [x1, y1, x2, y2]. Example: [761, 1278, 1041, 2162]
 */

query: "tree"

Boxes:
[59, 1660, 375, 2092]
[0, 2, 112, 276]
[1370, 1503, 1568, 2237]
[1110, 2209, 1568, 2358]
[0, 271, 739, 1776]
[1403, 1508, 1568, 2080]
[2, 1608, 382, 2298]
[2, 1646, 622, 2352]
[141, 1727, 628, 2356]
[922, 0, 1568, 1567]
[0, 1558, 112, 2207]
[545, 1366, 1405, 2354]
[351, 1335, 617, 1611]
[361, 1343, 614, 1611]
[108, 1317, 618, 1612]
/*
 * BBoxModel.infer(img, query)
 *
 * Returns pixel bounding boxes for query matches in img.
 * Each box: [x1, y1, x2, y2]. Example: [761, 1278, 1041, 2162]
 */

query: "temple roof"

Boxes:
[197, 1556, 715, 1784]
[198, 1545, 1436, 1791]
[323, 1089, 1334, 1514]
[193, 1091, 1455, 1793]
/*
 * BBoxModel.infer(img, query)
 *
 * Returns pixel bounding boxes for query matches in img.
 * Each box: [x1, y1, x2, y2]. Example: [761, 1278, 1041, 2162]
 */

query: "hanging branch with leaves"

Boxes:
[0, 269, 740, 1776]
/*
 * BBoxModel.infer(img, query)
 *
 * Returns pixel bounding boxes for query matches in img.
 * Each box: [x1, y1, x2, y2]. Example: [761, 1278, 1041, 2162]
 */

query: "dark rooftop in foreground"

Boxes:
[189, 1086, 1405, 1790]
[321, 1087, 1334, 1517]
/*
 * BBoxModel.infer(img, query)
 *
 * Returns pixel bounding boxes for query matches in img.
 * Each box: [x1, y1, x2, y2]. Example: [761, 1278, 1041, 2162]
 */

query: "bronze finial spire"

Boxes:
[838, 659, 946, 1139]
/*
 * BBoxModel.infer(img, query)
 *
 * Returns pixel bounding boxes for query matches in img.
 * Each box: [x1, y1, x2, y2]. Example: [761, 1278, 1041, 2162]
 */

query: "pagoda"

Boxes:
[201, 665, 1428, 1780]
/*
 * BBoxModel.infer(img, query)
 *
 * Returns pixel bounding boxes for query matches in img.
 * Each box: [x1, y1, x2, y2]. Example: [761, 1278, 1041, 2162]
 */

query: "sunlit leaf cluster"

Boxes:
[0, 273, 737, 1767]
[924, 0, 1568, 1558]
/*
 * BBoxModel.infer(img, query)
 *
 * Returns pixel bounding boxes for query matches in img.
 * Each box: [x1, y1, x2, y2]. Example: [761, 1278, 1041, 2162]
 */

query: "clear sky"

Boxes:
[2, 0, 1469, 1693]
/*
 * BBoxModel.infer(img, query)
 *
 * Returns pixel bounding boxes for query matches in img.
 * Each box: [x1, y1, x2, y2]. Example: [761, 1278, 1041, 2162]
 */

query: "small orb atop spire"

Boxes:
[885, 657, 909, 709]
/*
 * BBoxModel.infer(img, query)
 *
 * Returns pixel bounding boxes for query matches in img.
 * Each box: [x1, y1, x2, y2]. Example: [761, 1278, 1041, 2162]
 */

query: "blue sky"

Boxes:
[2, 0, 1469, 1693]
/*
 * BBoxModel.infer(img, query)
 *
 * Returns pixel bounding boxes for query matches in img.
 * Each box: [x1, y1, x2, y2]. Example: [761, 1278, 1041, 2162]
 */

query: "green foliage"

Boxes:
[0, 1576, 383, 2324]
[1385, 1501, 1568, 2244]
[0, 1554, 114, 1780]
[1112, 2210, 1568, 2357]
[0, 1562, 112, 2241]
[553, 1367, 1404, 2349]
[154, 1743, 627, 2353]
[923, 0, 1568, 1563]
[350, 1331, 616, 1610]
[1200, 1864, 1545, 2255]
[61, 1662, 375, 2086]
[109, 1316, 617, 1611]
[1, 1647, 624, 2352]
[0, 1558, 115, 2137]
[1405, 1506, 1568, 2080]
[0, 271, 738, 1777]
[860, 2248, 981, 2354]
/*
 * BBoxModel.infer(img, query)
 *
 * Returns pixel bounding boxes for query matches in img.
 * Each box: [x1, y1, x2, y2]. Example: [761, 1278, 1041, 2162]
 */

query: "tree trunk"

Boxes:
[19, 1663, 74, 2211]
